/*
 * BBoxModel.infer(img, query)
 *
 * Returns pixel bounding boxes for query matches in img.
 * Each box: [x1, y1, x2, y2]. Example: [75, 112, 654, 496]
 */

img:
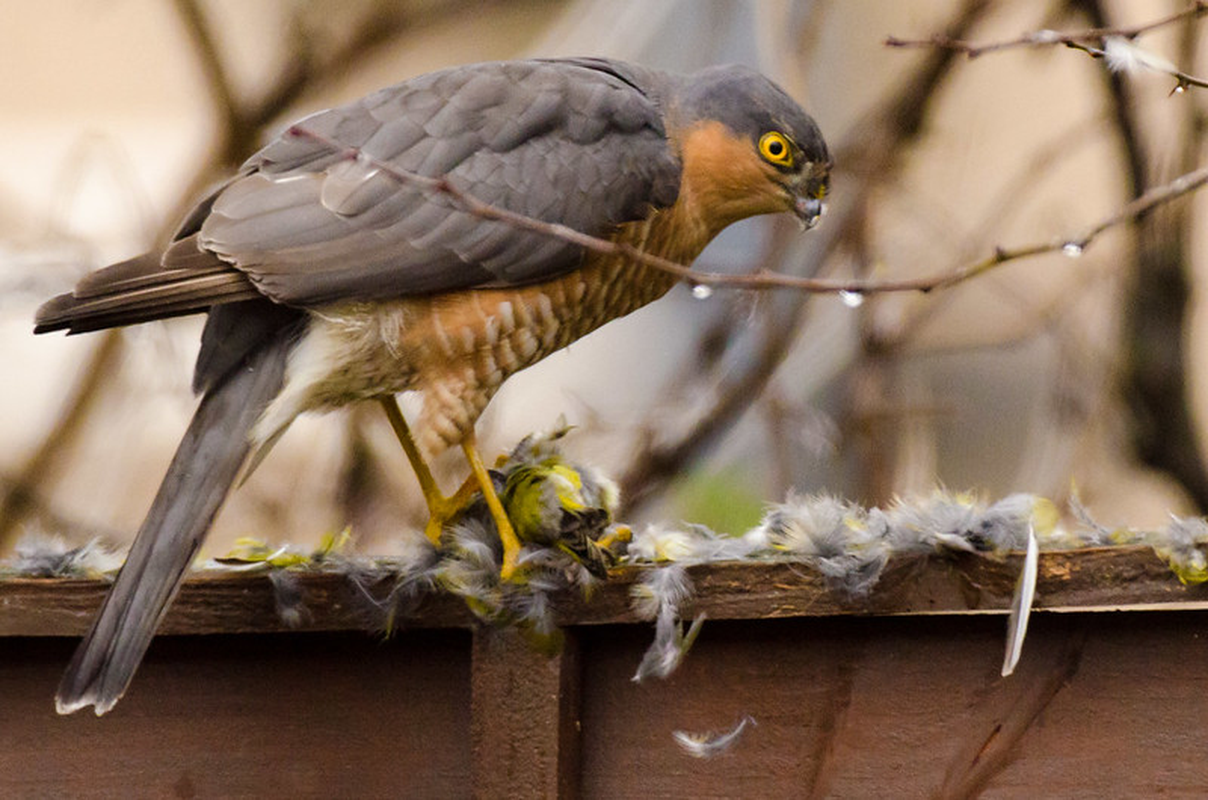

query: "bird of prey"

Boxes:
[35, 57, 831, 715]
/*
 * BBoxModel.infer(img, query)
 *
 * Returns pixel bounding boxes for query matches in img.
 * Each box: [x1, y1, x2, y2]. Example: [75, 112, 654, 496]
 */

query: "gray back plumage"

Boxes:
[198, 59, 684, 306]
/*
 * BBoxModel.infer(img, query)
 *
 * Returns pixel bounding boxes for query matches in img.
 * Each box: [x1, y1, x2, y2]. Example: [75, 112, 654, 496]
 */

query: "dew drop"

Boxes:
[1174, 84, 1186, 94]
[839, 290, 865, 308]
[1061, 242, 1084, 258]
[692, 284, 714, 300]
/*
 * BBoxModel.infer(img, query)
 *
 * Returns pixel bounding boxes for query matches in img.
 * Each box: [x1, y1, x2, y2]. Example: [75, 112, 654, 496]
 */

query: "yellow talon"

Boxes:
[460, 434, 522, 580]
[379, 395, 521, 579]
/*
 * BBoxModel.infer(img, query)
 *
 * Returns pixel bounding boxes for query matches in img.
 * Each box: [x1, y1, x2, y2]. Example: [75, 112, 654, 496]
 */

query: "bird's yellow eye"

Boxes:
[758, 131, 794, 167]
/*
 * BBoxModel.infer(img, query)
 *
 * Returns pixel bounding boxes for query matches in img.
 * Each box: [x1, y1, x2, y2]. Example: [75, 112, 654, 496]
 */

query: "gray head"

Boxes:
[669, 63, 831, 229]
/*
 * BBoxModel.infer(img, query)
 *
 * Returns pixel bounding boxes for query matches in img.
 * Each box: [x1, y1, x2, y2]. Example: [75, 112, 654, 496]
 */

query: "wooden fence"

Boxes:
[2, 547, 1206, 798]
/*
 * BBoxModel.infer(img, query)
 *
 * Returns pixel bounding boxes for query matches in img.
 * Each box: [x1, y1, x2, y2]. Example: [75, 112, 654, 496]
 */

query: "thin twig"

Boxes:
[1078, 0, 1208, 513]
[288, 125, 1208, 299]
[165, 0, 436, 234]
[886, 2, 1208, 58]
[620, 0, 994, 513]
[887, 2, 1208, 92]
[1064, 40, 1208, 91]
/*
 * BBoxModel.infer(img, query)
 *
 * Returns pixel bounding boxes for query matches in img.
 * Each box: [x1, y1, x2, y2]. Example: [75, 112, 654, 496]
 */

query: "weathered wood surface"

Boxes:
[472, 628, 583, 799]
[3, 548, 1208, 798]
[0, 631, 474, 798]
[3, 545, 1205, 637]
[577, 613, 1208, 799]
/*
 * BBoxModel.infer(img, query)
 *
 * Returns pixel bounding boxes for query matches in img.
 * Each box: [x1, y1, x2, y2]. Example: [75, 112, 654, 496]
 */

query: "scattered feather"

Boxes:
[1103, 36, 1177, 76]
[634, 612, 705, 683]
[4, 534, 121, 578]
[630, 564, 693, 621]
[1057, 488, 1108, 547]
[210, 528, 353, 570]
[1154, 516, 1208, 585]
[345, 544, 442, 637]
[269, 569, 310, 629]
[627, 523, 759, 564]
[673, 716, 756, 759]
[23, 417, 1208, 688]
[631, 564, 704, 681]
[1002, 524, 1039, 677]
[883, 491, 1055, 557]
[885, 490, 986, 553]
[627, 524, 706, 563]
[977, 494, 1048, 553]
[754, 494, 889, 597]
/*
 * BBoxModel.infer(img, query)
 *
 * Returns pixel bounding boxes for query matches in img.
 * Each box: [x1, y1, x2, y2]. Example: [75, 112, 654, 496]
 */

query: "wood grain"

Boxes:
[5, 548, 1208, 797]
[4, 545, 1206, 638]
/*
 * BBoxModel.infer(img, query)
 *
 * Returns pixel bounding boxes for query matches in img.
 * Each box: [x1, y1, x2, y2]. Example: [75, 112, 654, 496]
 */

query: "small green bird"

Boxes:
[469, 426, 623, 578]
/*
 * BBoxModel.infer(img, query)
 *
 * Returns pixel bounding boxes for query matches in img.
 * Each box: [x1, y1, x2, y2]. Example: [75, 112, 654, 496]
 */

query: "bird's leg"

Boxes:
[377, 397, 520, 579]
[460, 433, 522, 580]
[378, 396, 474, 546]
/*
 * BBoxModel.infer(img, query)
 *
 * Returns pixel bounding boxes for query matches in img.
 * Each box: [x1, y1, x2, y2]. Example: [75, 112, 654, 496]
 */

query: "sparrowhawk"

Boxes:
[36, 57, 831, 715]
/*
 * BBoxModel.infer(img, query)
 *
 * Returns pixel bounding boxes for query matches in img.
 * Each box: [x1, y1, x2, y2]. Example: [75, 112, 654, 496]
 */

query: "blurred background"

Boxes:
[3, 0, 1206, 556]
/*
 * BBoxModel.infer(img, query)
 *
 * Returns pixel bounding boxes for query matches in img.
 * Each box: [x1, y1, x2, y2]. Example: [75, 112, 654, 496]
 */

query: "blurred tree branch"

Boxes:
[887, 2, 1208, 94]
[0, 332, 124, 545]
[15, 0, 1208, 548]
[1072, 0, 1208, 511]
[886, 1, 1206, 56]
[167, 0, 459, 228]
[1, 0, 465, 547]
[617, 0, 996, 515]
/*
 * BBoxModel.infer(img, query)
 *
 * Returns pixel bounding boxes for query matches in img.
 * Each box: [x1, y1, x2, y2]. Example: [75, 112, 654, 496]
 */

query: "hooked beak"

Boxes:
[792, 195, 826, 231]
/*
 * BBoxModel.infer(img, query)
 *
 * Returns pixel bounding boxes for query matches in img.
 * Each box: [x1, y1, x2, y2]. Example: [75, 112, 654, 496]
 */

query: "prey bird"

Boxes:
[35, 57, 830, 715]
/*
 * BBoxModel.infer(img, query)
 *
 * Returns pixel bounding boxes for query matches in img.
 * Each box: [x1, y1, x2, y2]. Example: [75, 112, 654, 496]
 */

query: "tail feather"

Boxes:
[55, 324, 296, 715]
[33, 236, 262, 335]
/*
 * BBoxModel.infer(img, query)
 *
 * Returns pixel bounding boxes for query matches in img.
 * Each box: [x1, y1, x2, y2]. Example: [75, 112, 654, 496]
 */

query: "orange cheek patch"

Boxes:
[677, 121, 789, 230]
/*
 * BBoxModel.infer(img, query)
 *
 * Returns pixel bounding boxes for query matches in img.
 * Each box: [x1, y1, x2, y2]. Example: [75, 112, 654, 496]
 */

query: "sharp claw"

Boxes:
[423, 515, 445, 547]
[461, 435, 524, 582]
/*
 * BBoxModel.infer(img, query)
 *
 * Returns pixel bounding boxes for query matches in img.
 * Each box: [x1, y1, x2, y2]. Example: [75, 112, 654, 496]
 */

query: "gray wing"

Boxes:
[198, 59, 682, 307]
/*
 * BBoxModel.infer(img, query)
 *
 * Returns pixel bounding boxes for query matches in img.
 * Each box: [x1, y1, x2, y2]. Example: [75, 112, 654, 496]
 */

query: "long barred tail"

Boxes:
[55, 326, 293, 715]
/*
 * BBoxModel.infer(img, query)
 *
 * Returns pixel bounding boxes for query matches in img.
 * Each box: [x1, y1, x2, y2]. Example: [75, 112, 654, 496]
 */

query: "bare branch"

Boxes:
[288, 126, 1208, 299]
[170, 0, 241, 132]
[886, 2, 1208, 57]
[0, 331, 124, 547]
[886, 2, 1208, 93]
[1072, 0, 1208, 513]
[1064, 39, 1208, 92]
[619, 0, 995, 513]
